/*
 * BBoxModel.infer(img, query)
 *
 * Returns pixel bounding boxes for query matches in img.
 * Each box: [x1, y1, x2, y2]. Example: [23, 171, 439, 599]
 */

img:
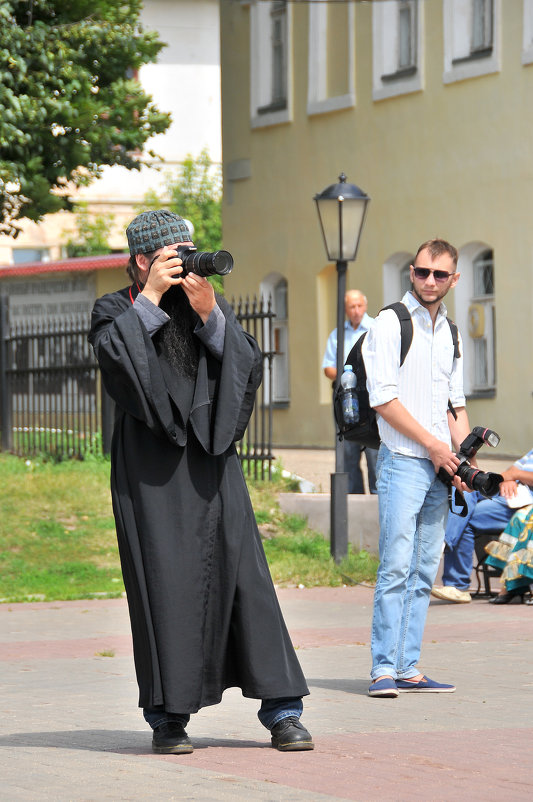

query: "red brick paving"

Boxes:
[141, 729, 533, 801]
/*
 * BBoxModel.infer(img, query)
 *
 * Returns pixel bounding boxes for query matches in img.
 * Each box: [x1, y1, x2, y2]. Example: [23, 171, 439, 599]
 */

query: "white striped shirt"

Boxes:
[362, 291, 466, 459]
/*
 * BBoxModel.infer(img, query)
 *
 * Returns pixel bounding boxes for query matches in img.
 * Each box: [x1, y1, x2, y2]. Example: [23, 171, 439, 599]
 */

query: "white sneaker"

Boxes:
[431, 585, 472, 603]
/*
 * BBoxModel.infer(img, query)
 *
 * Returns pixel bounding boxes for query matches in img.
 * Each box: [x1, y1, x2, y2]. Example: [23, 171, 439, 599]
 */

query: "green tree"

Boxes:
[143, 148, 223, 291]
[0, 0, 171, 237]
[143, 148, 222, 252]
[64, 203, 113, 258]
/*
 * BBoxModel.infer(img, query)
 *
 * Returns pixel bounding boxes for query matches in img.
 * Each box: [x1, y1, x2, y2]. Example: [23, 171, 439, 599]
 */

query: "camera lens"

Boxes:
[458, 464, 503, 498]
[472, 471, 504, 498]
[182, 250, 234, 278]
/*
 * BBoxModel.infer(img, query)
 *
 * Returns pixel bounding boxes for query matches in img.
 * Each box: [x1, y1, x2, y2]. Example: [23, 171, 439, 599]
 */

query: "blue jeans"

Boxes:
[344, 440, 378, 494]
[144, 696, 303, 731]
[371, 445, 448, 680]
[442, 490, 514, 590]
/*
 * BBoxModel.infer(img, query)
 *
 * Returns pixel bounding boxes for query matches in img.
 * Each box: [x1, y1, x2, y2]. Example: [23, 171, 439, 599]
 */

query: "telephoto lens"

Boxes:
[456, 464, 503, 497]
[179, 248, 234, 278]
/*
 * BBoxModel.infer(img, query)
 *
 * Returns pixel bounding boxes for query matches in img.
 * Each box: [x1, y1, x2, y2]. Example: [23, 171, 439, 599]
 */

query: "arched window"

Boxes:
[454, 243, 496, 396]
[261, 273, 289, 405]
[399, 259, 412, 296]
[382, 252, 414, 305]
[471, 248, 496, 390]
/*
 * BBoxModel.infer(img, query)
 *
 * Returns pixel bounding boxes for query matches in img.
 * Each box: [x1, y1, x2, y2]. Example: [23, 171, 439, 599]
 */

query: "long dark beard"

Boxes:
[155, 286, 199, 378]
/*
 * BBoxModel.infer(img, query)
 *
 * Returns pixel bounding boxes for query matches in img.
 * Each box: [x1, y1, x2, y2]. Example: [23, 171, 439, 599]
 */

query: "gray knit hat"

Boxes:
[126, 210, 192, 255]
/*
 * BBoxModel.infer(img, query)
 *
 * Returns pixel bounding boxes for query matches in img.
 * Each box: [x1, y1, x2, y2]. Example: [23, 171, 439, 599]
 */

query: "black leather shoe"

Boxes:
[152, 722, 193, 754]
[271, 716, 314, 751]
[489, 588, 526, 605]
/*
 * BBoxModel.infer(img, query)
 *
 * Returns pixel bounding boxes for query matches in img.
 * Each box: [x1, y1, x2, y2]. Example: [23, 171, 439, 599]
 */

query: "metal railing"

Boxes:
[234, 295, 276, 481]
[0, 300, 100, 459]
[0, 295, 275, 474]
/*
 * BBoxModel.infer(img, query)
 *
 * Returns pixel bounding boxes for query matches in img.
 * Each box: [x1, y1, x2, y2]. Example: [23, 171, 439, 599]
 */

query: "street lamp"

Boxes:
[314, 173, 370, 562]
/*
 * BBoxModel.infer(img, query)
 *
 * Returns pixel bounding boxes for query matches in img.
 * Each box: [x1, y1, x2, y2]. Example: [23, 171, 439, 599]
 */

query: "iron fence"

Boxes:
[233, 295, 275, 481]
[0, 295, 275, 475]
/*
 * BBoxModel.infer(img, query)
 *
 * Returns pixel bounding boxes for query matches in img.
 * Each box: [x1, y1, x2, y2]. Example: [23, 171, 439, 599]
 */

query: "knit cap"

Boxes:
[126, 210, 192, 255]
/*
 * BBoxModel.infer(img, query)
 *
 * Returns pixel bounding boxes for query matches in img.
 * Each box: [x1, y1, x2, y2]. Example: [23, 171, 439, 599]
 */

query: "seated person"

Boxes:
[431, 449, 533, 603]
[484, 505, 533, 604]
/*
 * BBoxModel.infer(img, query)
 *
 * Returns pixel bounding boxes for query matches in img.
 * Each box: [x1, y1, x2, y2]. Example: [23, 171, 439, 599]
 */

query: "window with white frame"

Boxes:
[307, 1, 355, 116]
[250, 0, 292, 128]
[382, 252, 414, 306]
[443, 0, 500, 84]
[12, 248, 50, 264]
[471, 0, 493, 54]
[373, 0, 424, 101]
[400, 259, 412, 296]
[470, 248, 496, 391]
[261, 274, 290, 405]
[522, 0, 533, 65]
[398, 1, 418, 70]
[454, 243, 496, 396]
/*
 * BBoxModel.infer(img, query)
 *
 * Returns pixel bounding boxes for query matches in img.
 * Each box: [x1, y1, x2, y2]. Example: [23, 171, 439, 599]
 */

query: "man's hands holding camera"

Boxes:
[141, 247, 215, 323]
[426, 437, 470, 492]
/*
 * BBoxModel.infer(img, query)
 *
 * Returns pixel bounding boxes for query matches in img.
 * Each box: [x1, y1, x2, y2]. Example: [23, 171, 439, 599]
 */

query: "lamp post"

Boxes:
[314, 173, 370, 562]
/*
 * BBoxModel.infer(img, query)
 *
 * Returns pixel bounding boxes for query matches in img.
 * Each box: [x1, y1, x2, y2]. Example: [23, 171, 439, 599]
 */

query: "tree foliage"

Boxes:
[64, 203, 113, 258]
[0, 0, 171, 236]
[143, 148, 222, 253]
[143, 148, 224, 291]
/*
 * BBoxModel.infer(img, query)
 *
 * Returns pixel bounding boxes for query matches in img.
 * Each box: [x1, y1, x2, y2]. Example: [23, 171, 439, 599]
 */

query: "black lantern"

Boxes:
[314, 173, 370, 562]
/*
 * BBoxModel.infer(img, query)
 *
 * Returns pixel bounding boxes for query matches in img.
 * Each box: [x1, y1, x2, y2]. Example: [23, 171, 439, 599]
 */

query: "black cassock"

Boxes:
[89, 287, 308, 714]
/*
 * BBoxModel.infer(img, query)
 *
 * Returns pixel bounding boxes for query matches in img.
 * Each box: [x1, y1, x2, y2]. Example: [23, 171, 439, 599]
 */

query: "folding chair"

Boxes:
[472, 529, 502, 597]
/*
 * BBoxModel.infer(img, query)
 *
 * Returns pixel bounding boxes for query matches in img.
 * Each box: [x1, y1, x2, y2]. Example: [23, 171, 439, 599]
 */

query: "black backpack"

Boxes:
[333, 302, 460, 449]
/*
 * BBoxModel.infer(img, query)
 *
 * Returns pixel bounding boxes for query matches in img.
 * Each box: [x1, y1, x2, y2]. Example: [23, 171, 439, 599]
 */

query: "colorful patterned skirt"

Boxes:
[485, 505, 533, 591]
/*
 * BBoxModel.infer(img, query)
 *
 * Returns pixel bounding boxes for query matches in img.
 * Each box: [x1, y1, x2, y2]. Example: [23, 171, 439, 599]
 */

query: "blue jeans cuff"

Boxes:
[143, 708, 190, 730]
[264, 710, 302, 729]
[396, 670, 420, 680]
[257, 696, 303, 730]
[371, 670, 397, 681]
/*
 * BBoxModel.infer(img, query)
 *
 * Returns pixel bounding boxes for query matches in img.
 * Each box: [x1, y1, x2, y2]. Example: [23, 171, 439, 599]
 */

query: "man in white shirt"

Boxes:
[322, 290, 378, 493]
[363, 239, 472, 698]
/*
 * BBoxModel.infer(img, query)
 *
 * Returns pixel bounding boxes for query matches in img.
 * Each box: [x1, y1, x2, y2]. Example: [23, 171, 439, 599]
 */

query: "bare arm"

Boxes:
[324, 366, 337, 381]
[374, 398, 460, 478]
[499, 466, 533, 498]
[447, 406, 472, 453]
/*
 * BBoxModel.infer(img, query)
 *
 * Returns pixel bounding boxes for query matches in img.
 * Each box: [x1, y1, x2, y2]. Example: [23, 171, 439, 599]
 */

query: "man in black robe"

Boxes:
[89, 210, 313, 754]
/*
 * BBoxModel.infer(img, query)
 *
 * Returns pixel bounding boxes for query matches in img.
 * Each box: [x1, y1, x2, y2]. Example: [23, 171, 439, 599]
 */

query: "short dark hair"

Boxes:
[127, 250, 157, 284]
[414, 239, 458, 268]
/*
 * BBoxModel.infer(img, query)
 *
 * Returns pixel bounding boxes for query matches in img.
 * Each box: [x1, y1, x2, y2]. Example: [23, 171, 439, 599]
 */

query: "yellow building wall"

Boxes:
[95, 266, 131, 299]
[223, 1, 532, 456]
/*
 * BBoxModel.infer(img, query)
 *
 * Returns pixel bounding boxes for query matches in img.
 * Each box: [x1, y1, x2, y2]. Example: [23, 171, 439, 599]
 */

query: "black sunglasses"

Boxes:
[412, 266, 454, 283]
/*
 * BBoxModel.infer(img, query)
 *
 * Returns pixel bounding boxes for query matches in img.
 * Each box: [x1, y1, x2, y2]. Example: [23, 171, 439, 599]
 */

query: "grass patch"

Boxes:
[0, 453, 122, 602]
[249, 476, 379, 587]
[0, 452, 378, 602]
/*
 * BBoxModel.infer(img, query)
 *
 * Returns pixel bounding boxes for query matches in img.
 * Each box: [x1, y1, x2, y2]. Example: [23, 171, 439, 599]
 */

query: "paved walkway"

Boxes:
[2, 589, 533, 801]
[272, 447, 514, 494]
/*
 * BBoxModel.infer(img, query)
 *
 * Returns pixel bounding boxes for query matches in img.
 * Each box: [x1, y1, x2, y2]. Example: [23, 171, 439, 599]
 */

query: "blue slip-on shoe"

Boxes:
[368, 677, 399, 698]
[396, 675, 456, 693]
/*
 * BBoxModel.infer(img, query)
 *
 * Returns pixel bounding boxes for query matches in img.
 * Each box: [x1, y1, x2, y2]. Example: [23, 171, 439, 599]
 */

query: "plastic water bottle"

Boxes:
[340, 365, 359, 425]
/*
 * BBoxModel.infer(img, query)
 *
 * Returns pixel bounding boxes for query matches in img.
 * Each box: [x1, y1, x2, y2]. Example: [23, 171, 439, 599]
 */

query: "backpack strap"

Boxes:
[446, 317, 461, 359]
[381, 302, 413, 366]
[445, 317, 461, 420]
[381, 303, 461, 365]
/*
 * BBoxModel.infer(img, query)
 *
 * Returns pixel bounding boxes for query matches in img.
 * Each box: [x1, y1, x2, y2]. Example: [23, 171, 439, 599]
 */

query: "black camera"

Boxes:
[438, 426, 503, 498]
[175, 245, 234, 278]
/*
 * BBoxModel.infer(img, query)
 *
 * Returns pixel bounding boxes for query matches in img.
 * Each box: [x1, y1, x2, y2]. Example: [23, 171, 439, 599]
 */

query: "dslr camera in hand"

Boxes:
[438, 426, 503, 498]
[175, 245, 234, 278]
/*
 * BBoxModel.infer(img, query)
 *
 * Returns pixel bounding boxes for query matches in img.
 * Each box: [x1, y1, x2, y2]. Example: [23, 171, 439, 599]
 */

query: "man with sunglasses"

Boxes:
[363, 238, 473, 698]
